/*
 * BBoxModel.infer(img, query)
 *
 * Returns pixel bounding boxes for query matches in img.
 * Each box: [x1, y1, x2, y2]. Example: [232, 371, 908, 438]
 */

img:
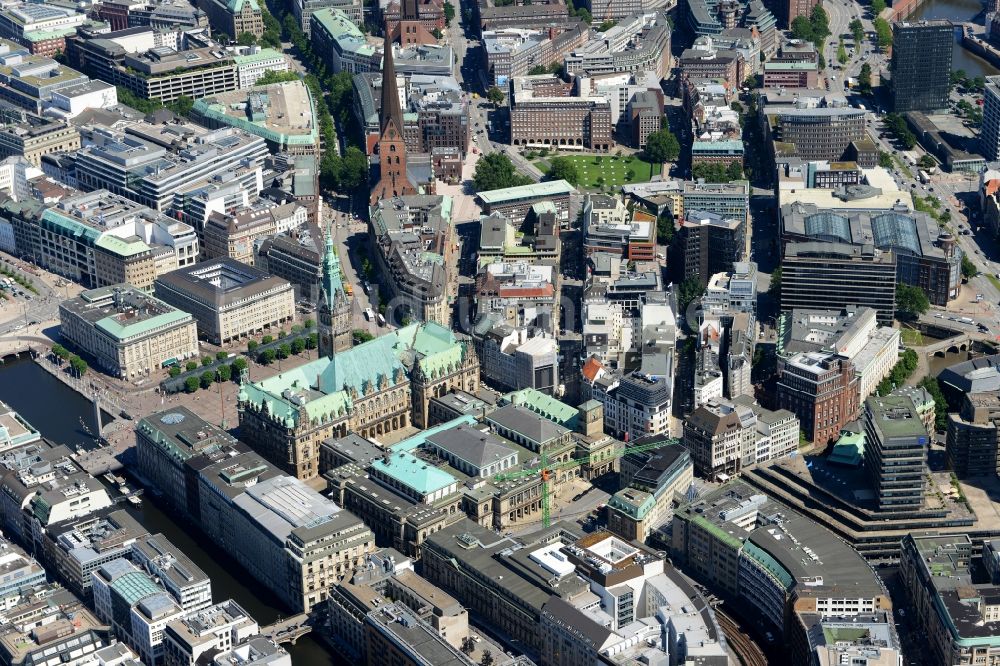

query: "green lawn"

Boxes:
[533, 154, 659, 189]
[900, 328, 924, 347]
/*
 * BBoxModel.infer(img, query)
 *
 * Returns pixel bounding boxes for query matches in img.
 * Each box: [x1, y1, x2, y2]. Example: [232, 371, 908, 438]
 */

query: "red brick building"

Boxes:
[777, 351, 859, 446]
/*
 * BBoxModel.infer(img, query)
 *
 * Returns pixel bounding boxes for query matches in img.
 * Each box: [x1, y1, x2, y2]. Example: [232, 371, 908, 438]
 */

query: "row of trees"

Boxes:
[0, 264, 36, 293]
[528, 62, 562, 76]
[950, 70, 986, 93]
[116, 87, 195, 118]
[875, 348, 918, 396]
[692, 161, 743, 183]
[256, 334, 317, 365]
[269, 13, 368, 193]
[183, 357, 250, 393]
[874, 17, 892, 49]
[51, 344, 88, 377]
[884, 113, 917, 149]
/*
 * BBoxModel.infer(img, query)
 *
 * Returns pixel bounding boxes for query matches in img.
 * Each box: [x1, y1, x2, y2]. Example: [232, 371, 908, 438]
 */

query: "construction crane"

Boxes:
[493, 437, 682, 528]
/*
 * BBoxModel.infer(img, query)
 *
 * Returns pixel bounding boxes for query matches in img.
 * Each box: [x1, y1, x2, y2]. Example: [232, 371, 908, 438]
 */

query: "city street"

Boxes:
[864, 116, 1000, 334]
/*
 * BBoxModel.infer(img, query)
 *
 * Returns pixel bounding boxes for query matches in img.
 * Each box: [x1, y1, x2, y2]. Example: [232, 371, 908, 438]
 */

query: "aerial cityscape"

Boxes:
[0, 0, 996, 662]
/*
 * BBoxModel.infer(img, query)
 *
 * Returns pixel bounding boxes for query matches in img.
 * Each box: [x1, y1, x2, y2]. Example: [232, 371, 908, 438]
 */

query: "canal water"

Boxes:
[0, 355, 339, 665]
[908, 0, 1000, 78]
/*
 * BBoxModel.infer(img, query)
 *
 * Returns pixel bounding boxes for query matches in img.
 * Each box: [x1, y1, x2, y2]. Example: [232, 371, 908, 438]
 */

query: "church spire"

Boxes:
[380, 32, 404, 136]
[370, 30, 417, 204]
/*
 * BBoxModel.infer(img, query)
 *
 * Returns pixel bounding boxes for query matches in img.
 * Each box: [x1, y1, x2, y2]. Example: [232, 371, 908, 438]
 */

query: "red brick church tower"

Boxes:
[391, 0, 436, 45]
[369, 32, 417, 205]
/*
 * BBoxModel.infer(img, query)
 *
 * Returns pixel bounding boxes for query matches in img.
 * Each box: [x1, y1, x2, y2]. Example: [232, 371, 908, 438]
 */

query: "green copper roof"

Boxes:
[232, 48, 283, 65]
[372, 450, 456, 495]
[244, 323, 468, 429]
[40, 209, 101, 247]
[608, 487, 654, 520]
[742, 541, 795, 591]
[828, 431, 865, 467]
[477, 179, 575, 204]
[191, 81, 319, 148]
[94, 233, 151, 258]
[321, 226, 344, 304]
[311, 7, 364, 40]
[23, 27, 77, 41]
[95, 307, 191, 342]
[692, 515, 743, 550]
[227, 0, 261, 11]
[504, 388, 578, 429]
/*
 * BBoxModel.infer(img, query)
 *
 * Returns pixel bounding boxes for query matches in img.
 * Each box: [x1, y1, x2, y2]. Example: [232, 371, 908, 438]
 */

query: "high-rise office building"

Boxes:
[780, 242, 897, 326]
[982, 75, 1000, 161]
[673, 210, 747, 285]
[890, 20, 952, 113]
[864, 392, 929, 513]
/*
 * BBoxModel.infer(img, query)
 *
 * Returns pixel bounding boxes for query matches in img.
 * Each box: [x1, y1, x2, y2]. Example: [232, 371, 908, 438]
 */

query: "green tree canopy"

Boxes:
[656, 214, 674, 244]
[859, 62, 873, 92]
[338, 146, 369, 191]
[217, 364, 232, 382]
[769, 267, 782, 294]
[874, 17, 892, 48]
[547, 156, 580, 185]
[185, 376, 200, 393]
[644, 129, 680, 163]
[810, 4, 830, 40]
[237, 32, 257, 46]
[200, 371, 214, 388]
[444, 1, 455, 24]
[961, 254, 979, 279]
[850, 18, 864, 44]
[486, 86, 505, 105]
[791, 15, 814, 42]
[918, 376, 949, 431]
[895, 284, 929, 319]
[255, 70, 300, 86]
[473, 153, 532, 191]
[677, 278, 705, 312]
[871, 0, 886, 15]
